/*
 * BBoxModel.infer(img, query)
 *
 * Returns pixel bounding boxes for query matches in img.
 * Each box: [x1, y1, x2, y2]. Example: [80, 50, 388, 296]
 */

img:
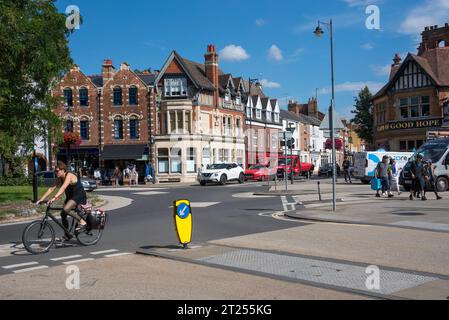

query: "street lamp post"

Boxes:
[315, 19, 337, 212]
[247, 78, 259, 169]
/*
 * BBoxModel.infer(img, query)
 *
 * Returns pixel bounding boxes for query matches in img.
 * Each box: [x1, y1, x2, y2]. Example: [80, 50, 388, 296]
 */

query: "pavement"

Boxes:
[1, 179, 449, 300]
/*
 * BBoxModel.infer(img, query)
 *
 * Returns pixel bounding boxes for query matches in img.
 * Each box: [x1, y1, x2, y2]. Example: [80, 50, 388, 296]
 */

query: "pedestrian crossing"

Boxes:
[0, 247, 133, 275]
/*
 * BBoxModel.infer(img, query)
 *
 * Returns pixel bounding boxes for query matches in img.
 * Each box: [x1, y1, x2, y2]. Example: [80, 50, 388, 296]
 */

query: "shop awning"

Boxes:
[101, 145, 147, 161]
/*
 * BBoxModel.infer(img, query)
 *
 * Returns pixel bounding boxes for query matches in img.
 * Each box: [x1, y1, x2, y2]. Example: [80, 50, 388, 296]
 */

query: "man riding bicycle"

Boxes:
[36, 161, 88, 241]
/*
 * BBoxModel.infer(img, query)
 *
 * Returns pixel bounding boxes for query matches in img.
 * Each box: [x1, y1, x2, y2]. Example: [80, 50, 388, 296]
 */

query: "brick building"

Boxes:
[153, 45, 246, 182]
[52, 62, 156, 181]
[373, 24, 449, 151]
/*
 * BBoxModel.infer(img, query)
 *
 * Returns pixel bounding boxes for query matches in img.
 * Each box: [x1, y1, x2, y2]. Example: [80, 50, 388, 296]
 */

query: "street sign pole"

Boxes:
[284, 132, 288, 192]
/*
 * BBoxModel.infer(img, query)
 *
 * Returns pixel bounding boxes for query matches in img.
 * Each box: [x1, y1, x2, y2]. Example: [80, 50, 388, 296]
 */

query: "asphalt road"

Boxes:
[0, 181, 305, 275]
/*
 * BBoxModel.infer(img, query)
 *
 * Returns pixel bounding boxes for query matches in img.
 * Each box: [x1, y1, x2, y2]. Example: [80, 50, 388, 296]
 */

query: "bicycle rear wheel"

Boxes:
[76, 226, 103, 246]
[22, 220, 55, 254]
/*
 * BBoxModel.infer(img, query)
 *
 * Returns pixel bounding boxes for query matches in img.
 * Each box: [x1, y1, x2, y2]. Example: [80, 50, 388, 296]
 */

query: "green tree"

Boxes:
[0, 0, 75, 175]
[351, 86, 374, 146]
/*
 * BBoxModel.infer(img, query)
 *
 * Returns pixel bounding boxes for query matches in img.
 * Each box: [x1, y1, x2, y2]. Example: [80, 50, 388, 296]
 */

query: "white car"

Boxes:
[198, 163, 245, 186]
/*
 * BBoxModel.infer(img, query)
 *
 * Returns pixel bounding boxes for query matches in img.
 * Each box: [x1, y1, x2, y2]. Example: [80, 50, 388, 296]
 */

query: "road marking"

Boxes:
[90, 249, 119, 255]
[168, 202, 220, 209]
[2, 262, 38, 269]
[50, 255, 83, 262]
[13, 265, 49, 273]
[104, 252, 132, 258]
[133, 191, 168, 196]
[62, 258, 95, 265]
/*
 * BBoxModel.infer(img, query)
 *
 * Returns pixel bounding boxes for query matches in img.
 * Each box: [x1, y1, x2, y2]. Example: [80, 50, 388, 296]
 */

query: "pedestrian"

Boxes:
[389, 159, 401, 196]
[424, 160, 442, 200]
[409, 153, 426, 201]
[342, 156, 352, 184]
[131, 165, 138, 185]
[113, 166, 121, 187]
[148, 161, 155, 184]
[375, 155, 394, 198]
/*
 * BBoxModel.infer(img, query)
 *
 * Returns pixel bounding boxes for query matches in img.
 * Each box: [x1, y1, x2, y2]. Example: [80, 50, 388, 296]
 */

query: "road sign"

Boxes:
[173, 199, 192, 248]
[280, 131, 293, 141]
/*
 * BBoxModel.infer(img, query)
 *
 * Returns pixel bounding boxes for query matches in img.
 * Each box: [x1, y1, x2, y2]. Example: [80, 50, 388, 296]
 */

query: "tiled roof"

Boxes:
[137, 73, 156, 86]
[280, 109, 322, 126]
[88, 75, 103, 87]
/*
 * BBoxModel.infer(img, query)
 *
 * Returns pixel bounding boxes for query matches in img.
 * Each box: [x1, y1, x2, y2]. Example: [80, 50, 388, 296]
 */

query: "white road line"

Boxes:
[2, 261, 38, 269]
[50, 255, 83, 262]
[90, 249, 119, 255]
[104, 252, 132, 258]
[133, 191, 168, 196]
[13, 265, 49, 273]
[62, 258, 95, 265]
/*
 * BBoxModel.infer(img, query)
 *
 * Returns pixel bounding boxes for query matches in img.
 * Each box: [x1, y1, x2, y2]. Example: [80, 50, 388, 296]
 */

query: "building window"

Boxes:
[114, 118, 123, 140]
[187, 148, 196, 173]
[398, 96, 431, 119]
[274, 112, 280, 123]
[113, 87, 122, 106]
[225, 89, 231, 104]
[202, 148, 211, 167]
[184, 111, 191, 133]
[256, 109, 262, 119]
[169, 111, 176, 133]
[129, 118, 139, 139]
[65, 120, 74, 132]
[375, 102, 387, 124]
[64, 88, 73, 107]
[80, 121, 89, 140]
[408, 140, 415, 151]
[79, 88, 88, 106]
[164, 78, 187, 97]
[236, 118, 241, 136]
[157, 148, 169, 173]
[246, 106, 252, 119]
[129, 86, 138, 105]
[236, 94, 241, 105]
[170, 148, 182, 173]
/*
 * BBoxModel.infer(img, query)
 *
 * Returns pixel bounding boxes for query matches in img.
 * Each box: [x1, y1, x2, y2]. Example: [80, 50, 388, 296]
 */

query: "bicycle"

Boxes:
[22, 201, 106, 254]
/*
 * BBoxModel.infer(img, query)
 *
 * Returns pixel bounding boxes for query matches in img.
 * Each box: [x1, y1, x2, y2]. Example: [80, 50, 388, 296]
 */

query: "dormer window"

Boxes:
[164, 78, 187, 97]
[274, 112, 280, 123]
[225, 89, 231, 103]
[235, 94, 241, 105]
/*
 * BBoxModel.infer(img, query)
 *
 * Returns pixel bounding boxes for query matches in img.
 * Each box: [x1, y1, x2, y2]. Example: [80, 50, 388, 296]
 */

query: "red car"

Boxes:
[277, 155, 314, 179]
[245, 165, 277, 181]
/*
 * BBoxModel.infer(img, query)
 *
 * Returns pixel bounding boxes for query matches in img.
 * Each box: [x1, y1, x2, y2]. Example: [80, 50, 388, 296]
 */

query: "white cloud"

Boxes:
[260, 79, 281, 89]
[361, 43, 374, 50]
[371, 64, 391, 76]
[219, 45, 250, 61]
[318, 81, 384, 94]
[399, 0, 449, 35]
[268, 45, 283, 61]
[255, 19, 267, 27]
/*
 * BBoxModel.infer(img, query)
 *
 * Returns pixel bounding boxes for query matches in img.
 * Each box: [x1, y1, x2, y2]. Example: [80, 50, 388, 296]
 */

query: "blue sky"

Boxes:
[56, 0, 449, 119]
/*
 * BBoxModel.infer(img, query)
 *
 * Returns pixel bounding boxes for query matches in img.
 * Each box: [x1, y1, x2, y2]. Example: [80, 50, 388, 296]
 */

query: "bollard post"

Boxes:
[317, 181, 322, 201]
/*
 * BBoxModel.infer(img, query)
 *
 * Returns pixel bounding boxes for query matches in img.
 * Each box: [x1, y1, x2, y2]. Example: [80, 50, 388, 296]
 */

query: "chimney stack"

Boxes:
[204, 45, 219, 108]
[102, 59, 115, 82]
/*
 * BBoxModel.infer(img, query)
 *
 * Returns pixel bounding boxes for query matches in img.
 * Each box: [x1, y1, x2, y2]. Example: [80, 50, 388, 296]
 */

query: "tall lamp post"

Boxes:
[246, 77, 260, 169]
[314, 19, 337, 212]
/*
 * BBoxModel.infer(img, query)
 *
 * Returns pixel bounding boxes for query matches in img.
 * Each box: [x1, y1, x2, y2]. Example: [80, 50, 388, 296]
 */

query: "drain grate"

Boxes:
[198, 249, 436, 296]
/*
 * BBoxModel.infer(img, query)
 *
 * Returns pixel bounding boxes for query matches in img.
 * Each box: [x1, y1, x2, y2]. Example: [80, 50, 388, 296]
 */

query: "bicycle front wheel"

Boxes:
[22, 220, 55, 254]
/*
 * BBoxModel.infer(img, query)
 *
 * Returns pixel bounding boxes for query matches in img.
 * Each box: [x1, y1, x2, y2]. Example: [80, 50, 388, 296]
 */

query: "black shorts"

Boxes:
[65, 194, 87, 206]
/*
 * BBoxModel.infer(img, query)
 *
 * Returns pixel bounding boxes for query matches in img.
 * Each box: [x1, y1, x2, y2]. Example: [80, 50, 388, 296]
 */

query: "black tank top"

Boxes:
[62, 174, 87, 204]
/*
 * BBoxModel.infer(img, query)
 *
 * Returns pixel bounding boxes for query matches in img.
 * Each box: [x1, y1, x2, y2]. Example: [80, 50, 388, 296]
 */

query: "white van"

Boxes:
[353, 151, 413, 184]
[400, 138, 449, 192]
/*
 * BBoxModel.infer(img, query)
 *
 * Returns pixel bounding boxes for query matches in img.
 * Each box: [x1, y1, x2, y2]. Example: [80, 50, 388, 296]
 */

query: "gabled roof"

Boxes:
[243, 80, 266, 98]
[373, 51, 449, 99]
[261, 97, 271, 110]
[280, 109, 322, 126]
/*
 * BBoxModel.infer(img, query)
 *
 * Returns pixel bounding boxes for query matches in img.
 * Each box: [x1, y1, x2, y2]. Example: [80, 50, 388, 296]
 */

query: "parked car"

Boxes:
[245, 164, 277, 181]
[198, 163, 245, 186]
[318, 163, 341, 177]
[36, 170, 97, 191]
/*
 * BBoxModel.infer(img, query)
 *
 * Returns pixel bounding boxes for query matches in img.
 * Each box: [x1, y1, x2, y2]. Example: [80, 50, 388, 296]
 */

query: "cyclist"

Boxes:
[36, 161, 88, 241]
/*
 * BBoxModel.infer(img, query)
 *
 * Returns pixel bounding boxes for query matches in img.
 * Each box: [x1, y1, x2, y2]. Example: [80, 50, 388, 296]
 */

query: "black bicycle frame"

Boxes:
[40, 206, 77, 236]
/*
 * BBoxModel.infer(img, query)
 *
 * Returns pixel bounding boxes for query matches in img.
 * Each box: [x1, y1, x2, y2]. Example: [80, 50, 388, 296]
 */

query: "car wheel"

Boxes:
[219, 174, 227, 185]
[238, 173, 244, 184]
[200, 181, 206, 186]
[436, 176, 449, 192]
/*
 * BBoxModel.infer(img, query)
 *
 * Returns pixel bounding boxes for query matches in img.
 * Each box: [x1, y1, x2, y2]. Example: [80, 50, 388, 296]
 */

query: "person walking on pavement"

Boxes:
[113, 166, 121, 187]
[375, 155, 394, 198]
[424, 160, 442, 200]
[342, 156, 352, 184]
[409, 153, 426, 201]
[389, 159, 401, 196]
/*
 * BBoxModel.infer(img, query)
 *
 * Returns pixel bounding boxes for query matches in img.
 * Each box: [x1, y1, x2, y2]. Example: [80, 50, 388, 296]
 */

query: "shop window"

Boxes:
[157, 148, 169, 173]
[416, 140, 424, 149]
[399, 141, 407, 151]
[408, 140, 415, 151]
[170, 148, 182, 173]
[187, 148, 196, 173]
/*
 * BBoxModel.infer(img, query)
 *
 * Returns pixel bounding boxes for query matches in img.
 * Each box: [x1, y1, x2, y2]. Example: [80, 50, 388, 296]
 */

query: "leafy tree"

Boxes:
[0, 0, 75, 175]
[351, 86, 374, 146]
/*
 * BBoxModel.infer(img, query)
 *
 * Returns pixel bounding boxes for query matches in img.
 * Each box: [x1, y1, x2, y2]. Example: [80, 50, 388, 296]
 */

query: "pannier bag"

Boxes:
[371, 178, 382, 191]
